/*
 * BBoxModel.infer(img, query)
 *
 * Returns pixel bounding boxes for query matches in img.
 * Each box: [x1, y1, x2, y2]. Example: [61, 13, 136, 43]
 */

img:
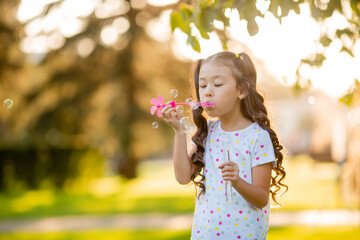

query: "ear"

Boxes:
[237, 87, 248, 100]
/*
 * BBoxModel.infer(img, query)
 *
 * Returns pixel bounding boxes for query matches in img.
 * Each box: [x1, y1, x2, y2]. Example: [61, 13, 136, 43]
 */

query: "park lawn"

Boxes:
[0, 155, 357, 219]
[0, 226, 359, 240]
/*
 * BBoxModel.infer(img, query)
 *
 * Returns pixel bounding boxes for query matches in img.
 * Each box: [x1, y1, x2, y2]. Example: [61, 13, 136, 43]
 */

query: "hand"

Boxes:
[219, 161, 240, 184]
[160, 102, 184, 132]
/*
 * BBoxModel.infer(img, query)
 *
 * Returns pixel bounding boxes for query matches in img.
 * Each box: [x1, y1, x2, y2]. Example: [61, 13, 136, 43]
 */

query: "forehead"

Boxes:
[199, 61, 233, 80]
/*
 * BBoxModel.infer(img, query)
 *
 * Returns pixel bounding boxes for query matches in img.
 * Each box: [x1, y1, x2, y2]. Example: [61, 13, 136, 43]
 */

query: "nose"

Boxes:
[204, 85, 213, 97]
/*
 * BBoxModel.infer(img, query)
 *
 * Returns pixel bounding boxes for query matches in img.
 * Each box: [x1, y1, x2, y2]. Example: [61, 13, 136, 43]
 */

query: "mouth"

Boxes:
[204, 101, 215, 108]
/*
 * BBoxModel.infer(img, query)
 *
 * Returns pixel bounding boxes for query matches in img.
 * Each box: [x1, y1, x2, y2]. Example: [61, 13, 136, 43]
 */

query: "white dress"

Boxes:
[190, 119, 276, 240]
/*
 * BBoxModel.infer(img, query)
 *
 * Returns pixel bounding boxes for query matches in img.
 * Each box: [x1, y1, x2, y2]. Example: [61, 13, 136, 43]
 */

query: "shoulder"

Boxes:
[252, 123, 272, 143]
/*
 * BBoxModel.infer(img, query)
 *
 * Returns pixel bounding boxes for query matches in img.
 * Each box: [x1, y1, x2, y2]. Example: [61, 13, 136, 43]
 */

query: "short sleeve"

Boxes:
[251, 130, 276, 168]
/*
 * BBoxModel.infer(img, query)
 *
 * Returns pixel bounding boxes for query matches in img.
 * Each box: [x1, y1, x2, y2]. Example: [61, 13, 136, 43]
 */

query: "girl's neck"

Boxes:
[219, 109, 253, 132]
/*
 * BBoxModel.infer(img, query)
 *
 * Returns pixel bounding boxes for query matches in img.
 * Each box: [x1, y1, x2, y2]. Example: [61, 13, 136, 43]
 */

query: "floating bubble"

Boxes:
[4, 99, 13, 109]
[185, 98, 193, 103]
[192, 103, 199, 110]
[152, 121, 159, 129]
[170, 89, 178, 98]
[180, 117, 196, 133]
[176, 105, 184, 113]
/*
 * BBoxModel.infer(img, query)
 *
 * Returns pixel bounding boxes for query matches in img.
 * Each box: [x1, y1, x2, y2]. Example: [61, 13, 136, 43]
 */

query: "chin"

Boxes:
[205, 109, 219, 118]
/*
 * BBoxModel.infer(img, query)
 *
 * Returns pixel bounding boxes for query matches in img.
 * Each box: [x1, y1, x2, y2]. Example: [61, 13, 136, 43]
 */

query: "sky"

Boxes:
[16, 0, 360, 99]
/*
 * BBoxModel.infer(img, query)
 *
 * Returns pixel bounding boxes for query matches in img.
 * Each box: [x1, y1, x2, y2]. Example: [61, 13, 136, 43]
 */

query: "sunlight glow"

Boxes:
[101, 25, 119, 46]
[147, 0, 179, 7]
[77, 38, 95, 58]
[94, 0, 130, 19]
[59, 18, 84, 38]
[170, 2, 359, 99]
[145, 10, 172, 42]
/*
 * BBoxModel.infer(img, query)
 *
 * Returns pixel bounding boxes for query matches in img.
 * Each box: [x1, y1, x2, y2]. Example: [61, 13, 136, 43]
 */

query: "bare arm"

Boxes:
[219, 161, 273, 208]
[160, 102, 197, 185]
[173, 131, 197, 184]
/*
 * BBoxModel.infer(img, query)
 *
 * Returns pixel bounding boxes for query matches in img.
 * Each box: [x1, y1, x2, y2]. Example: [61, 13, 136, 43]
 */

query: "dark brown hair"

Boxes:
[190, 51, 288, 206]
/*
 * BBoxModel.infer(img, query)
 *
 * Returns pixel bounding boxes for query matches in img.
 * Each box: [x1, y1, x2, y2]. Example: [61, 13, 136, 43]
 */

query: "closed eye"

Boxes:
[215, 84, 223, 87]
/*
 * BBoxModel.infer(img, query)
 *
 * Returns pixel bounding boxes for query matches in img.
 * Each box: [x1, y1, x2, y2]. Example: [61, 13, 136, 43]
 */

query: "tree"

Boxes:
[170, 0, 359, 101]
[0, 0, 191, 189]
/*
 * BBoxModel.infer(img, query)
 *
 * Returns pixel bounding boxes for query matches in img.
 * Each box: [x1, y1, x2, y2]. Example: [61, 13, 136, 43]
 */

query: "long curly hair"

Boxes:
[189, 51, 288, 206]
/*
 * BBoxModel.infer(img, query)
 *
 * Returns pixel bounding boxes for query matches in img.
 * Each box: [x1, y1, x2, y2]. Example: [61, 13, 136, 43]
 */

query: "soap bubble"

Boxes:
[192, 103, 199, 110]
[170, 89, 178, 98]
[180, 117, 196, 133]
[185, 98, 193, 103]
[152, 121, 159, 129]
[176, 105, 184, 113]
[4, 99, 13, 109]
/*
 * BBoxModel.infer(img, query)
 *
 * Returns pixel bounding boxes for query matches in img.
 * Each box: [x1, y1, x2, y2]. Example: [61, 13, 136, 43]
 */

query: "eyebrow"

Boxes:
[199, 75, 225, 81]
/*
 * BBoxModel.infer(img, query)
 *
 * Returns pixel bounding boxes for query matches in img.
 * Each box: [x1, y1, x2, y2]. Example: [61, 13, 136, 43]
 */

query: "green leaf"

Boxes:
[320, 35, 332, 47]
[301, 54, 326, 67]
[247, 19, 259, 36]
[179, 3, 193, 17]
[187, 35, 201, 52]
[336, 28, 354, 38]
[340, 46, 354, 57]
[170, 11, 182, 32]
[350, 0, 360, 16]
[170, 10, 191, 35]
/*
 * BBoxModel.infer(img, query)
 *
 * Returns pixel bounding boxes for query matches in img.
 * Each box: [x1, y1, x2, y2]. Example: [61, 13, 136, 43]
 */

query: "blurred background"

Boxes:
[0, 0, 359, 239]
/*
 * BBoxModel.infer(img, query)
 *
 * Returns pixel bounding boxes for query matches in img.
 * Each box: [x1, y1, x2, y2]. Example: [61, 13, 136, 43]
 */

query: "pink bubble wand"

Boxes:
[150, 95, 215, 117]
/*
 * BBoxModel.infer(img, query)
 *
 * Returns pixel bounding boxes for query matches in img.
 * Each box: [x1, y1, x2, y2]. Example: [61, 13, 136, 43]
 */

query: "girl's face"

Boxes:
[198, 61, 241, 118]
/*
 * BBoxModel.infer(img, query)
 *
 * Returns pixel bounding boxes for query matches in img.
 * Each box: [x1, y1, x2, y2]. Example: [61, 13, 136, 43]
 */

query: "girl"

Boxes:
[161, 51, 287, 240]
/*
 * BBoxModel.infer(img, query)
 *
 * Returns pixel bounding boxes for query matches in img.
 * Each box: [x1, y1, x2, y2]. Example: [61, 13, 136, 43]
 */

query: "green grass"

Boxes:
[268, 226, 360, 240]
[0, 226, 358, 240]
[0, 155, 358, 220]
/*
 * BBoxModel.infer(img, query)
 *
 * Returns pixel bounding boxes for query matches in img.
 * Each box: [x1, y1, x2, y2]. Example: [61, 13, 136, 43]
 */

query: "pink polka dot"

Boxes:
[206, 199, 208, 202]
[217, 139, 219, 142]
[219, 221, 222, 225]
[197, 230, 200, 234]
[208, 220, 210, 223]
[203, 210, 205, 213]
[221, 149, 223, 153]
[239, 210, 243, 214]
[257, 218, 259, 221]
[221, 180, 223, 184]
[244, 175, 247, 178]
[211, 210, 213, 214]
[260, 145, 264, 148]
[210, 130, 213, 133]
[265, 210, 267, 213]
[216, 158, 219, 162]
[256, 157, 259, 160]
[236, 153, 239, 156]
[246, 151, 249, 154]
[227, 214, 230, 217]
[205, 169, 208, 173]
[210, 148, 212, 152]
[237, 236, 241, 239]
[217, 233, 220, 236]
[235, 133, 239, 136]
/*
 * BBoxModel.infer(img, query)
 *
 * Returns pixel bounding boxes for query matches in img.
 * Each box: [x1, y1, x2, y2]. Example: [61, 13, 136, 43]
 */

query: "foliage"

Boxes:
[171, 0, 360, 100]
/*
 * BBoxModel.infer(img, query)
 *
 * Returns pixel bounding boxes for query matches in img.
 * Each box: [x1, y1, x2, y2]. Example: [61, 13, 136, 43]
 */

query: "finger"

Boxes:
[219, 161, 232, 169]
[165, 107, 176, 119]
[161, 104, 171, 117]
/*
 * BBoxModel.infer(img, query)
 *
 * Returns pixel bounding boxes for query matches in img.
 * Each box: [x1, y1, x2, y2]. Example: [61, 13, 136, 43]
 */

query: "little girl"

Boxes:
[161, 51, 287, 240]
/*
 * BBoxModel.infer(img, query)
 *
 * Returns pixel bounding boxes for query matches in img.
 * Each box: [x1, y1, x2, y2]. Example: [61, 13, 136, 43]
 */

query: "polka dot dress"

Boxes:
[190, 119, 276, 240]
